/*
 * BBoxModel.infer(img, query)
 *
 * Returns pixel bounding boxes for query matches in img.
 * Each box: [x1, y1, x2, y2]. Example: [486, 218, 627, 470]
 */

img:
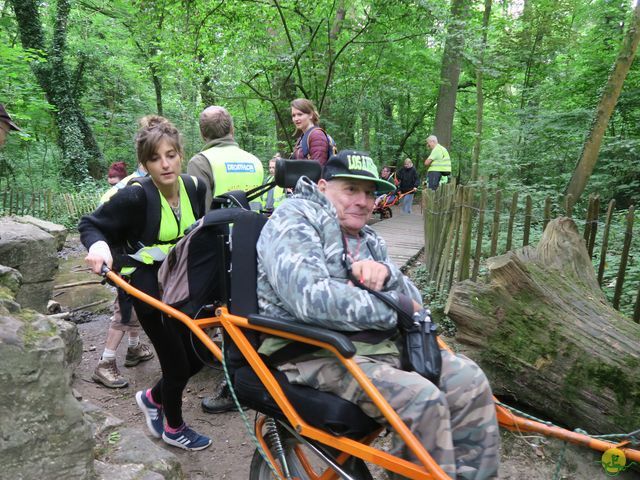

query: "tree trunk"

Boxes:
[432, 0, 470, 149]
[471, 0, 492, 181]
[10, 0, 103, 182]
[446, 218, 640, 434]
[566, 3, 640, 201]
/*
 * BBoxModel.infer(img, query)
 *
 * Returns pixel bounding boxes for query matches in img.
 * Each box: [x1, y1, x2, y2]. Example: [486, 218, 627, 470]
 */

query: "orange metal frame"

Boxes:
[104, 270, 640, 479]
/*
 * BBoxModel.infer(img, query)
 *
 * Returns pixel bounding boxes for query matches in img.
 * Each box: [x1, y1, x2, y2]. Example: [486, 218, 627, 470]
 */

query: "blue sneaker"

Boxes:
[162, 425, 212, 451]
[135, 389, 163, 438]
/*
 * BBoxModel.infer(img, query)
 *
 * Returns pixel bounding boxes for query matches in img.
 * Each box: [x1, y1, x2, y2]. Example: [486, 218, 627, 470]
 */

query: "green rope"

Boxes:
[497, 401, 640, 445]
[220, 337, 283, 479]
[552, 441, 567, 480]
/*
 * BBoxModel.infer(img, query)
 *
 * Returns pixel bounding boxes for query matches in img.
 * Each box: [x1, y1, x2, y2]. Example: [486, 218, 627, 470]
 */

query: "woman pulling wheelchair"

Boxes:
[79, 115, 212, 451]
[256, 150, 500, 478]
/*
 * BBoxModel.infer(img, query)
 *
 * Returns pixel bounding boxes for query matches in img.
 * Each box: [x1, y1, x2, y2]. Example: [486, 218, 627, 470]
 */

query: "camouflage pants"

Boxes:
[279, 349, 499, 479]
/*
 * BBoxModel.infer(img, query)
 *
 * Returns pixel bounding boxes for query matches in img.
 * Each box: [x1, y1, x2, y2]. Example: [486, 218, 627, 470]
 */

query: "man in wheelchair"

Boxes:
[255, 150, 500, 479]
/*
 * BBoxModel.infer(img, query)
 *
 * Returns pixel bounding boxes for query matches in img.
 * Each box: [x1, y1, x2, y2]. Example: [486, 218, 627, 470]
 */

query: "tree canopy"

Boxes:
[1, 0, 639, 206]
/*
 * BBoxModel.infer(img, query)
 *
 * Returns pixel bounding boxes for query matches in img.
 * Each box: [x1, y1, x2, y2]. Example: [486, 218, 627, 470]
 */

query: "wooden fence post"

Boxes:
[472, 188, 487, 281]
[543, 196, 552, 231]
[458, 186, 474, 282]
[565, 193, 574, 218]
[634, 282, 640, 323]
[490, 190, 502, 257]
[523, 194, 532, 246]
[505, 192, 519, 251]
[598, 199, 616, 286]
[448, 188, 464, 290]
[612, 205, 635, 310]
[584, 194, 595, 243]
[436, 186, 462, 293]
[587, 195, 600, 258]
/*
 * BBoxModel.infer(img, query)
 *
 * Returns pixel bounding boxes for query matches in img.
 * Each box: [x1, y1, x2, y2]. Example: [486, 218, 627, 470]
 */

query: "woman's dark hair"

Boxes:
[135, 115, 183, 166]
[290, 98, 320, 125]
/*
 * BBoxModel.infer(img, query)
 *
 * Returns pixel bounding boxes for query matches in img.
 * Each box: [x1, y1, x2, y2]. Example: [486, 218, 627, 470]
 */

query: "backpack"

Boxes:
[300, 126, 338, 161]
[157, 208, 266, 319]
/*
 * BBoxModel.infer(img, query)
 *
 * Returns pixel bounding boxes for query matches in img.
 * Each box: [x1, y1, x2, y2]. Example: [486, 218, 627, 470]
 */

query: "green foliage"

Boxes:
[0, 0, 638, 221]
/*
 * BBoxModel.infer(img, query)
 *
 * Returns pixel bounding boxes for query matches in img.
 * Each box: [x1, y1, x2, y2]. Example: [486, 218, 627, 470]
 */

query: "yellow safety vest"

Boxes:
[200, 145, 263, 197]
[122, 176, 197, 275]
[261, 175, 287, 210]
[428, 144, 452, 173]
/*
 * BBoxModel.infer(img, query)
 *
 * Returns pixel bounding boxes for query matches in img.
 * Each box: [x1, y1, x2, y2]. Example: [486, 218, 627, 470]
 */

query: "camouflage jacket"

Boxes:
[257, 177, 422, 354]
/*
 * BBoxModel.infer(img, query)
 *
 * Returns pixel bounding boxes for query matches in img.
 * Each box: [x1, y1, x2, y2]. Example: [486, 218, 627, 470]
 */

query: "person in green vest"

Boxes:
[187, 106, 263, 413]
[79, 115, 212, 451]
[187, 105, 263, 211]
[424, 135, 452, 190]
[261, 155, 288, 212]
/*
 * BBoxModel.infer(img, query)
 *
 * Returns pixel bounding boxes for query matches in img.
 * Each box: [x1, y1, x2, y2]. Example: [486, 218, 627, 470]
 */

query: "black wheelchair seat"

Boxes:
[233, 365, 380, 439]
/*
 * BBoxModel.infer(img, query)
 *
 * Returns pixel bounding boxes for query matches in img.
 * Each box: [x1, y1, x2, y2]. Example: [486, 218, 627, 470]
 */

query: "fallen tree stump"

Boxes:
[446, 217, 640, 434]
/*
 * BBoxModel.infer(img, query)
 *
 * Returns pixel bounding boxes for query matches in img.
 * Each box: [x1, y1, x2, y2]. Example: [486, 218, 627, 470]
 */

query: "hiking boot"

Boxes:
[92, 359, 128, 388]
[124, 342, 154, 367]
[162, 425, 212, 451]
[135, 389, 164, 438]
[201, 382, 236, 414]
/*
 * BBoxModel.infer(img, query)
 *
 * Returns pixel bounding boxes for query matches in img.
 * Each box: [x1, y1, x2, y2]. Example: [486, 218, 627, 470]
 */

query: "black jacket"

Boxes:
[397, 167, 419, 193]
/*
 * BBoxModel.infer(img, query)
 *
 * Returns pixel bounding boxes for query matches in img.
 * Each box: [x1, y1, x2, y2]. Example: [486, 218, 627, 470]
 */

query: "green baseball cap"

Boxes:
[322, 150, 396, 193]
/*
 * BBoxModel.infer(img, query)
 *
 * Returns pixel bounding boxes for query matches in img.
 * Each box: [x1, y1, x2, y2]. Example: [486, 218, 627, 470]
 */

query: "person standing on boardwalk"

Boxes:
[424, 135, 451, 190]
[396, 158, 419, 214]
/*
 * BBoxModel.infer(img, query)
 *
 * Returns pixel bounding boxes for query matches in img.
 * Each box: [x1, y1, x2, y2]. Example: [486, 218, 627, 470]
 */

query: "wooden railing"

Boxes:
[0, 188, 100, 225]
[423, 183, 639, 321]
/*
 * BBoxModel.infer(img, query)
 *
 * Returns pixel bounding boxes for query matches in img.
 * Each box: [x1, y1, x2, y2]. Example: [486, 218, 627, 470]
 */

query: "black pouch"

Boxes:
[341, 235, 442, 385]
[397, 308, 441, 386]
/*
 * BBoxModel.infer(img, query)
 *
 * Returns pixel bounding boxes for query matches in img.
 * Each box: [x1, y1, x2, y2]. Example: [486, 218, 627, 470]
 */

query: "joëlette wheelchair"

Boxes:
[102, 159, 640, 480]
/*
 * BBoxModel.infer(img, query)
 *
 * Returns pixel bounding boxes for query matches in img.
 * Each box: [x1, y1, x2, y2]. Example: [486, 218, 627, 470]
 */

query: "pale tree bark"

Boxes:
[432, 0, 471, 150]
[471, 0, 492, 181]
[566, 3, 640, 201]
[10, 0, 103, 182]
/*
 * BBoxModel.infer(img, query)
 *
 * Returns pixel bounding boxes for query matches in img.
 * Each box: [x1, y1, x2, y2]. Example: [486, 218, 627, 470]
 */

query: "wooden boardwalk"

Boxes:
[370, 206, 424, 269]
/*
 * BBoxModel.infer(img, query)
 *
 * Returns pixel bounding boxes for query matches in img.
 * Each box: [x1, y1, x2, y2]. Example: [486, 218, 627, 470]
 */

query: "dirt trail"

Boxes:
[61, 236, 635, 479]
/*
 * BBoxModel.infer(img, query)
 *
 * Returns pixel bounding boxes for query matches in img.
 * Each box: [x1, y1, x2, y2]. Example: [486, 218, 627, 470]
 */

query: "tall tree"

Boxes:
[432, 0, 471, 150]
[566, 3, 640, 201]
[471, 0, 492, 181]
[10, 0, 103, 182]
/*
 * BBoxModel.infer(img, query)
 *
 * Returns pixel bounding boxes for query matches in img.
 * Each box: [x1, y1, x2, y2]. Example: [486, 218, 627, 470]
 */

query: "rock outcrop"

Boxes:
[12, 215, 68, 252]
[0, 217, 59, 312]
[0, 306, 94, 479]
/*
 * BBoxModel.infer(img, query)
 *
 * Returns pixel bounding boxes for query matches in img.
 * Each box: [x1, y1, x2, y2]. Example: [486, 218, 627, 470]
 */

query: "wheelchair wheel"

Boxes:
[248, 431, 373, 480]
[381, 207, 393, 220]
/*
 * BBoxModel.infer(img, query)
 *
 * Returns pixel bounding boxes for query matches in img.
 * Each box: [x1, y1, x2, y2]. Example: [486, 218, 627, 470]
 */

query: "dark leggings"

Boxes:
[130, 267, 205, 428]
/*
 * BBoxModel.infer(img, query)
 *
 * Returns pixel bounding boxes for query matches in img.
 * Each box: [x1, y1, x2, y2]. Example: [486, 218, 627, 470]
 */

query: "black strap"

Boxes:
[340, 234, 414, 330]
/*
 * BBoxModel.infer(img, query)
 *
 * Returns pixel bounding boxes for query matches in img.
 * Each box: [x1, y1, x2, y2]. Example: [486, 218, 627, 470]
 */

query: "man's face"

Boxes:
[404, 159, 411, 168]
[0, 122, 10, 147]
[319, 178, 376, 235]
[269, 160, 276, 176]
[427, 139, 436, 150]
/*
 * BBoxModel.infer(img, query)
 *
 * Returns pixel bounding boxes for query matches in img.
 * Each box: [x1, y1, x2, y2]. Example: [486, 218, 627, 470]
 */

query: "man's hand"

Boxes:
[85, 241, 113, 274]
[424, 158, 433, 168]
[351, 260, 389, 291]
